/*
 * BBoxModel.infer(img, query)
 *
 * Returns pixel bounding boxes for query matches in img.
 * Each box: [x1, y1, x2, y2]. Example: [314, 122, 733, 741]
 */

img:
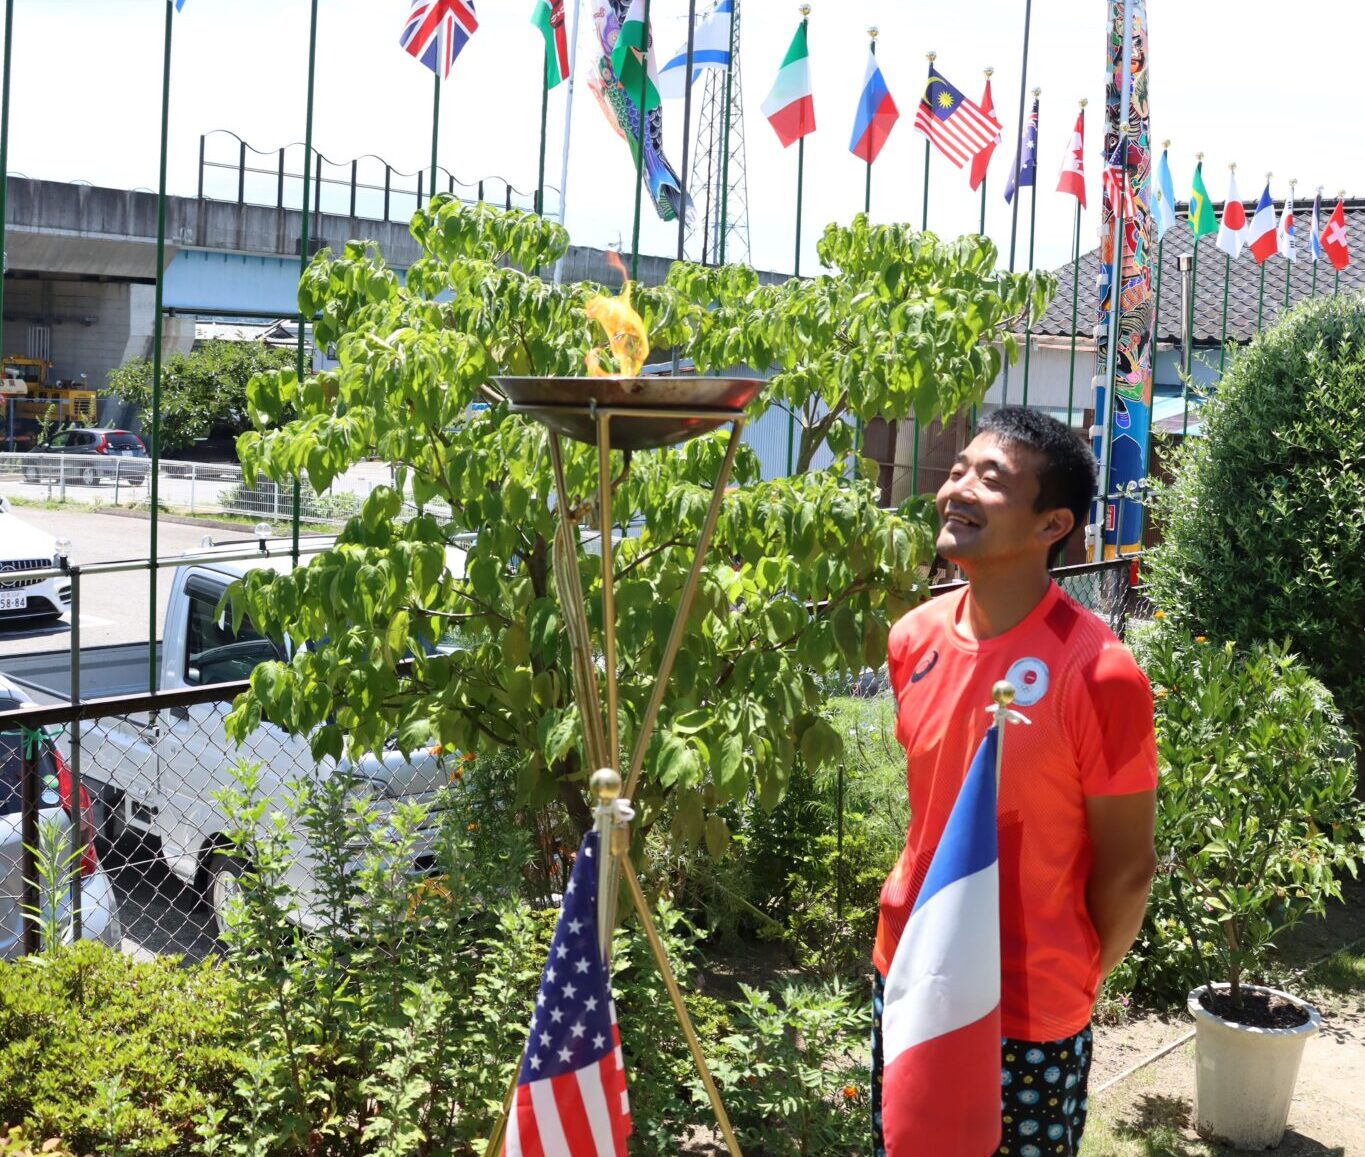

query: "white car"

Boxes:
[0, 674, 122, 958]
[0, 497, 70, 624]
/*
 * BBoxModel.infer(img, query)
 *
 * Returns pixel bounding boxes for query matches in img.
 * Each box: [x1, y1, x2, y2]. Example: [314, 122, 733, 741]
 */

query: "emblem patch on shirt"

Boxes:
[910, 649, 940, 684]
[1004, 656, 1049, 707]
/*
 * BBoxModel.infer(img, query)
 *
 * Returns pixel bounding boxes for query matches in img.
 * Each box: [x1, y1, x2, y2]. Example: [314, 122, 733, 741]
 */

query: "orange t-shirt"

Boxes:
[873, 581, 1157, 1042]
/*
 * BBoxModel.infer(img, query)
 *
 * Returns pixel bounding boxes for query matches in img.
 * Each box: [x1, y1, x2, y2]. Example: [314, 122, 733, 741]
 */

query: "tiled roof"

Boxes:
[1035, 199, 1365, 345]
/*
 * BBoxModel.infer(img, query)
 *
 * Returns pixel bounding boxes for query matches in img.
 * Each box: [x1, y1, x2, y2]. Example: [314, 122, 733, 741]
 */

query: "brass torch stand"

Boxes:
[484, 376, 760, 1156]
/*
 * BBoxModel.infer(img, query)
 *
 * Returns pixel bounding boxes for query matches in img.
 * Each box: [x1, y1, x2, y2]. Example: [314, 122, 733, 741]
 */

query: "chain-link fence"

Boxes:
[1, 553, 1141, 965]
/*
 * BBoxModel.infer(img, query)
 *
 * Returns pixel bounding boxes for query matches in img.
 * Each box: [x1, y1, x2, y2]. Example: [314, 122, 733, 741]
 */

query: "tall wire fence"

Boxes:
[1, 552, 1143, 965]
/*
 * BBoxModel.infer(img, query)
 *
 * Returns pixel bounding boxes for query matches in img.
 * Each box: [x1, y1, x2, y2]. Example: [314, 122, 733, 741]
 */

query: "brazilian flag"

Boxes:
[1189, 162, 1219, 237]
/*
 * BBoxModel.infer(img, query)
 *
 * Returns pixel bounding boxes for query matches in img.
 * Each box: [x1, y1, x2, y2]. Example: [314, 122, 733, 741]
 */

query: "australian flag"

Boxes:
[504, 831, 632, 1155]
[1004, 95, 1039, 203]
[399, 0, 478, 81]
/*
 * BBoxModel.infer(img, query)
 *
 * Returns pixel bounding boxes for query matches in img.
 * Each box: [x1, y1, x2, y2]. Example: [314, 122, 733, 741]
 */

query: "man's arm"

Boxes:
[1085, 789, 1158, 978]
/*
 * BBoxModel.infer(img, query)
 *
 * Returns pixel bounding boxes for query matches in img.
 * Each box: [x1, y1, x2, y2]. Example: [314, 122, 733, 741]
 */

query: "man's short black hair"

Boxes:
[977, 406, 1098, 566]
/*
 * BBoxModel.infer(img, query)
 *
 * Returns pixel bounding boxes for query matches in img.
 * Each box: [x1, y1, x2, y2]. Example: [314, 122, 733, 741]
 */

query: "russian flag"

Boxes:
[1249, 183, 1279, 265]
[880, 727, 1002, 1157]
[849, 50, 899, 164]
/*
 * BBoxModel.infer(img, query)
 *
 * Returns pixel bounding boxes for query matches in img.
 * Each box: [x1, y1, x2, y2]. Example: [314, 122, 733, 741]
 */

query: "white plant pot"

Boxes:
[1187, 983, 1321, 1150]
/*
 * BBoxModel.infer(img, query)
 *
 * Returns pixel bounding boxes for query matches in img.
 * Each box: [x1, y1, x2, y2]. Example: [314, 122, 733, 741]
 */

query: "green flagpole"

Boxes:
[1218, 252, 1232, 373]
[294, 0, 319, 566]
[1311, 185, 1323, 297]
[921, 51, 936, 231]
[1021, 86, 1041, 406]
[1064, 122, 1085, 429]
[148, 0, 174, 693]
[535, 50, 549, 214]
[978, 68, 992, 235]
[674, 0, 697, 265]
[432, 70, 442, 206]
[716, 0, 736, 265]
[0, 0, 13, 452]
[1283, 179, 1297, 312]
[629, 0, 653, 279]
[1257, 263, 1266, 330]
[864, 27, 877, 217]
[793, 7, 809, 275]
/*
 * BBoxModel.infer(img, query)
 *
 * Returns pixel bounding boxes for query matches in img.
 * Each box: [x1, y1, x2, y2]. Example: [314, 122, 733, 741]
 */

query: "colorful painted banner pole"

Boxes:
[0, 0, 13, 452]
[1021, 86, 1041, 406]
[717, 0, 738, 265]
[1091, 0, 1153, 560]
[293, 0, 320, 566]
[629, 0, 654, 280]
[148, 0, 175, 693]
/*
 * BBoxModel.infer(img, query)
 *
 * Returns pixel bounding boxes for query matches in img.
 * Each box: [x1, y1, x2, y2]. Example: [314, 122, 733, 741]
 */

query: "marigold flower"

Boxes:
[842, 1085, 860, 1101]
[467, 822, 479, 833]
[1195, 635, 1207, 644]
[1153, 609, 1165, 620]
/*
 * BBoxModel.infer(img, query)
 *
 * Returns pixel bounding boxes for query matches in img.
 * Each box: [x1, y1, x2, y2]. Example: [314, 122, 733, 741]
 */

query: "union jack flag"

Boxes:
[504, 831, 631, 1155]
[399, 0, 478, 80]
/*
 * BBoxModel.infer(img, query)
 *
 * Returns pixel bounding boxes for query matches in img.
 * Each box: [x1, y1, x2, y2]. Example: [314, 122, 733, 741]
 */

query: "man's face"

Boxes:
[935, 433, 1071, 567]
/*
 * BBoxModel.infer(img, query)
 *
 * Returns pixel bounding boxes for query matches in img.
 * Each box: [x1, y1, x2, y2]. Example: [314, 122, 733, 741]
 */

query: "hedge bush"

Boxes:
[0, 943, 242, 1155]
[1146, 294, 1365, 738]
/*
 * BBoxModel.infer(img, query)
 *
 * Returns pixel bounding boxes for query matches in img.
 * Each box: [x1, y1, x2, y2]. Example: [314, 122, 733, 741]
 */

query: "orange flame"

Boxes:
[585, 252, 649, 378]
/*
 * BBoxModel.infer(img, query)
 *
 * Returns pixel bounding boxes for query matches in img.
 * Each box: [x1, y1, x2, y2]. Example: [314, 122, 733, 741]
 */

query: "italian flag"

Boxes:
[761, 20, 815, 148]
[531, 0, 570, 89]
[610, 0, 660, 111]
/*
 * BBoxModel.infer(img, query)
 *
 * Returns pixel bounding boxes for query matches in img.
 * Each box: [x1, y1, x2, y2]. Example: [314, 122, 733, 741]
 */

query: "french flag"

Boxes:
[849, 50, 899, 164]
[880, 726, 1002, 1157]
[1249, 183, 1279, 265]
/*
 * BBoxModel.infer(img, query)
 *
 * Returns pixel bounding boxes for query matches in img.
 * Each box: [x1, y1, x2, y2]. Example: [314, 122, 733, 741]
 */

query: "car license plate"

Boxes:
[118, 450, 132, 457]
[0, 592, 28, 611]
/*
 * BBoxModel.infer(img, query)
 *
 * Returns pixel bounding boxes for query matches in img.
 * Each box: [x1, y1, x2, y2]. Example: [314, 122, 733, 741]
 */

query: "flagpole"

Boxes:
[922, 51, 935, 231]
[148, 0, 175, 693]
[629, 0, 654, 280]
[1217, 161, 1234, 373]
[535, 51, 548, 214]
[1282, 176, 1297, 313]
[1334, 187, 1344, 298]
[552, 0, 583, 284]
[293, 0, 319, 567]
[1256, 171, 1270, 331]
[1001, 0, 1033, 408]
[675, 0, 699, 263]
[1180, 252, 1193, 439]
[432, 70, 443, 206]
[978, 67, 992, 235]
[1311, 185, 1323, 298]
[793, 7, 808, 274]
[1021, 86, 1041, 406]
[1064, 104, 1087, 429]
[864, 27, 877, 217]
[716, 0, 738, 265]
[0, 0, 13, 452]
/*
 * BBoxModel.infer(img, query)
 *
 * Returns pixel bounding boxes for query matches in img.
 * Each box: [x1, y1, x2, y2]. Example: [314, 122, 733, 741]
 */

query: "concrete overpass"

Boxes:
[0, 175, 694, 405]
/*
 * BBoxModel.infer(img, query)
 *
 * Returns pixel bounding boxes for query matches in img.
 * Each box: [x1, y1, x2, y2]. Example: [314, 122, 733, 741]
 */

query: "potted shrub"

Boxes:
[1135, 624, 1365, 1149]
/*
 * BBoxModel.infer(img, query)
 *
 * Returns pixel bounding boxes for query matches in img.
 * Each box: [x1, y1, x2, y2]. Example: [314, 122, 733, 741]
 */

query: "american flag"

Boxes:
[1102, 143, 1136, 218]
[504, 832, 631, 1155]
[913, 65, 1002, 169]
[399, 0, 478, 81]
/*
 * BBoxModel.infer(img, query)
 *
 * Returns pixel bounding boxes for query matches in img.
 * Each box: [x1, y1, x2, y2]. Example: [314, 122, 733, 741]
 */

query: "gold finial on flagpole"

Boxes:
[1032, 86, 1041, 98]
[985, 66, 994, 78]
[591, 767, 622, 802]
[798, 3, 810, 16]
[1267, 171, 1274, 182]
[927, 51, 937, 63]
[1162, 139, 1171, 150]
[1196, 151, 1204, 163]
[867, 25, 879, 40]
[992, 680, 1017, 709]
[1079, 97, 1088, 109]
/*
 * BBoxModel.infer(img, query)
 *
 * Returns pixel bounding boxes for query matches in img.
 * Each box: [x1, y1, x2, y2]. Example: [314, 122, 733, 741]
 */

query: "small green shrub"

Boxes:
[1145, 293, 1365, 739]
[0, 942, 242, 1156]
[1117, 624, 1365, 1005]
[0, 1127, 87, 1157]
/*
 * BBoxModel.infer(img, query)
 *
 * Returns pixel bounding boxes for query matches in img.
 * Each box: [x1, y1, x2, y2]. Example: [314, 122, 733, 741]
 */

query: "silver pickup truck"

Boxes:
[76, 542, 465, 935]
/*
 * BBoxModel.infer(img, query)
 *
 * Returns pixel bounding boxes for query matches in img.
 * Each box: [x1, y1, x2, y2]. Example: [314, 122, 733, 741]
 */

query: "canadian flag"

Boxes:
[1056, 110, 1086, 207]
[1321, 200, 1350, 271]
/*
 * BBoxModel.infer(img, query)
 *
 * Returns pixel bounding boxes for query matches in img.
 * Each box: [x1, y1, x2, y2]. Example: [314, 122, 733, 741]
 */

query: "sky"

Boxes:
[6, 1, 1362, 279]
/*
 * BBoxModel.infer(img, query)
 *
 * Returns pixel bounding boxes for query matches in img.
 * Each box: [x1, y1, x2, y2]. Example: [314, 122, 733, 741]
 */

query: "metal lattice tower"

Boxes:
[684, 0, 750, 265]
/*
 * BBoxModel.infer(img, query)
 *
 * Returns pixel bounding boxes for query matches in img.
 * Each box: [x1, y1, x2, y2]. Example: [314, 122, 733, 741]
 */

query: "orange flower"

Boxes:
[1154, 687, 1169, 700]
[467, 822, 479, 833]
[842, 1085, 860, 1101]
[462, 751, 476, 763]
[1195, 635, 1208, 644]
[1153, 609, 1165, 621]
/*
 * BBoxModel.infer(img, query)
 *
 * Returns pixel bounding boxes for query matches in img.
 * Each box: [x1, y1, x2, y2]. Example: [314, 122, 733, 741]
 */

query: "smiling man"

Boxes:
[870, 407, 1159, 1157]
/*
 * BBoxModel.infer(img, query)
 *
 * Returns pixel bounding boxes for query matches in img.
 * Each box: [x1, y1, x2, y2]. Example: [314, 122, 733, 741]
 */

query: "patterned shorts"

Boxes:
[871, 972, 1093, 1157]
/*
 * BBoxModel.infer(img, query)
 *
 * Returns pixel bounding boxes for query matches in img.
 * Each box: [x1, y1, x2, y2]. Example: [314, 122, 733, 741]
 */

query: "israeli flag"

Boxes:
[657, 0, 732, 99]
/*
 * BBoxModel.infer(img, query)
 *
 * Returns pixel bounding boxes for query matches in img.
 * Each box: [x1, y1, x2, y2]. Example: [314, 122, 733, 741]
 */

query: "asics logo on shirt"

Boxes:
[910, 649, 940, 683]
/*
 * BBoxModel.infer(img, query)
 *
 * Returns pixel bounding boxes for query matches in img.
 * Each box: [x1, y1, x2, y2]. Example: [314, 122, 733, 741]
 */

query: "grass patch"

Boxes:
[1305, 942, 1365, 996]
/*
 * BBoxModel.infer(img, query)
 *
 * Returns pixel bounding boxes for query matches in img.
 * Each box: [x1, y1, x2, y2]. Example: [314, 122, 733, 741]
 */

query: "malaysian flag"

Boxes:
[504, 832, 631, 1155]
[1102, 142, 1136, 218]
[913, 65, 1001, 170]
[399, 0, 478, 80]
